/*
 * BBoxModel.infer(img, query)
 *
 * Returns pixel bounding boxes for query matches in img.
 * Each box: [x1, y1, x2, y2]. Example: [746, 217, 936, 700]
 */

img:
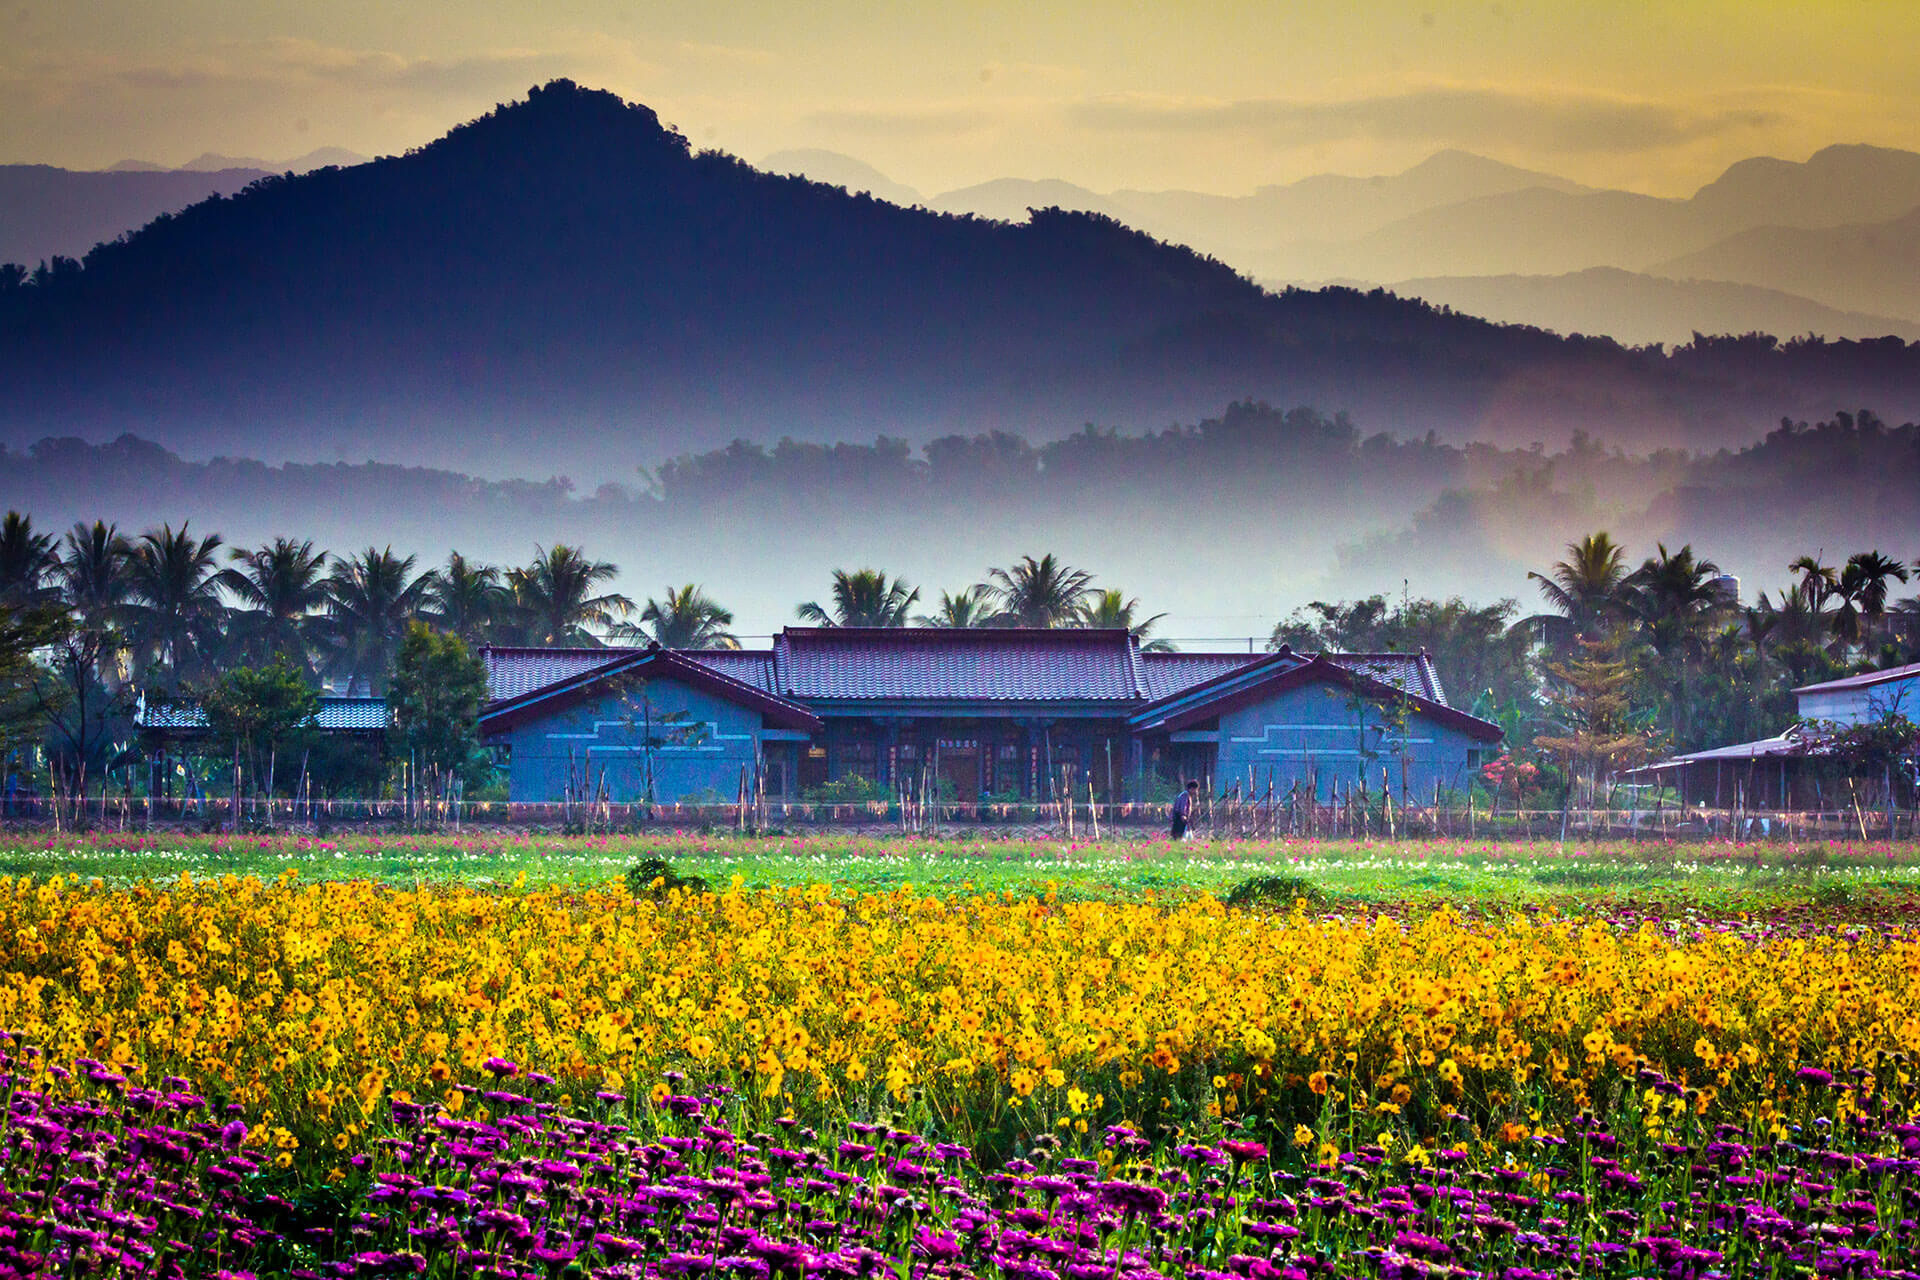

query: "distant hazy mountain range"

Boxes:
[6, 119, 1913, 349]
[769, 143, 1920, 346]
[0, 148, 370, 265]
[4, 81, 1920, 482]
[109, 147, 369, 174]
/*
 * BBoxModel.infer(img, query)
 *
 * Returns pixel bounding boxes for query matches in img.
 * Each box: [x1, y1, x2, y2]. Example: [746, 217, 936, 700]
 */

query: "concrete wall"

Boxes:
[1797, 673, 1920, 727]
[1213, 681, 1492, 799]
[502, 677, 764, 803]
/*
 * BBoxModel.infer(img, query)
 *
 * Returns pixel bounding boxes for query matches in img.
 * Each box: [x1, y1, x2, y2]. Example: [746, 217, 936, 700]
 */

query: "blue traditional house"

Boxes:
[480, 629, 1501, 804]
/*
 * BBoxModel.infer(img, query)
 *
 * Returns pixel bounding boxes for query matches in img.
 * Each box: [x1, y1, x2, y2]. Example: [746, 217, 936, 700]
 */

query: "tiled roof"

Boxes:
[480, 646, 819, 734]
[1140, 651, 1448, 705]
[481, 646, 644, 701]
[1141, 652, 1263, 700]
[773, 627, 1147, 702]
[1326, 653, 1448, 706]
[1793, 660, 1920, 696]
[139, 696, 390, 732]
[683, 650, 777, 692]
[479, 634, 1456, 716]
[481, 645, 781, 701]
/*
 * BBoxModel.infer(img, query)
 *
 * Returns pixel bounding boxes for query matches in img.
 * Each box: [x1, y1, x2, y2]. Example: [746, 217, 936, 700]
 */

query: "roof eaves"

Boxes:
[1792, 661, 1920, 695]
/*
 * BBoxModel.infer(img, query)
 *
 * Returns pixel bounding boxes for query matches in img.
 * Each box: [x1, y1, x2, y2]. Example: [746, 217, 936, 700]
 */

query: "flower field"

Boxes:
[4, 839, 1920, 1275]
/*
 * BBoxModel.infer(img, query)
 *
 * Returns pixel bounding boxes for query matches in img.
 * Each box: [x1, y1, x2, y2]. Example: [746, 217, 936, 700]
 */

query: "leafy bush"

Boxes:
[624, 857, 710, 898]
[1223, 872, 1322, 908]
[801, 772, 889, 805]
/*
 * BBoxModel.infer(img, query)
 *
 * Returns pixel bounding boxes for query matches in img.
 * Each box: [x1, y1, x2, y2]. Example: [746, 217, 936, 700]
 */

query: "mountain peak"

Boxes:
[426, 79, 690, 167]
[1692, 143, 1920, 227]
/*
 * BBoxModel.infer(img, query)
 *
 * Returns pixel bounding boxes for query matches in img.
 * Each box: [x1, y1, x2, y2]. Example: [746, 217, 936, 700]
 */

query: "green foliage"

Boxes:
[202, 660, 319, 755]
[801, 773, 890, 805]
[624, 857, 711, 898]
[625, 584, 738, 649]
[387, 623, 490, 789]
[798, 570, 919, 628]
[1223, 873, 1324, 909]
[1535, 631, 1657, 799]
[200, 659, 320, 801]
[0, 604, 65, 758]
[1825, 714, 1920, 806]
[1272, 593, 1536, 721]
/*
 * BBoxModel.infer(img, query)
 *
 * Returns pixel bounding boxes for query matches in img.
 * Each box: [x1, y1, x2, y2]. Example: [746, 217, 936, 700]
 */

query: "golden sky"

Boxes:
[6, 1, 1917, 193]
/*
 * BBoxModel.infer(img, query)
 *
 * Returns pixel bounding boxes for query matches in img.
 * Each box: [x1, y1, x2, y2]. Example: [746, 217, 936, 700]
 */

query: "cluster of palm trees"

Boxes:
[1529, 533, 1917, 748]
[2, 513, 1179, 700]
[797, 555, 1172, 648]
[0, 512, 740, 692]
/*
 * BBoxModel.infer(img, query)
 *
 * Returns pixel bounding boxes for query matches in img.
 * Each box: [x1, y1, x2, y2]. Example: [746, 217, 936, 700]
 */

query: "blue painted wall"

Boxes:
[501, 677, 764, 803]
[1213, 682, 1492, 799]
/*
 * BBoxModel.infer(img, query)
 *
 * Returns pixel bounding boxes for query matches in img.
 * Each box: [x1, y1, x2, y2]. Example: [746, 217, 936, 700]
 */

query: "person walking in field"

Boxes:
[1171, 779, 1199, 841]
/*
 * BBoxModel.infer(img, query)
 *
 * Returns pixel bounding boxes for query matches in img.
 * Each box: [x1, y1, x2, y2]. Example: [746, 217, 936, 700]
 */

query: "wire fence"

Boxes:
[3, 790, 1915, 843]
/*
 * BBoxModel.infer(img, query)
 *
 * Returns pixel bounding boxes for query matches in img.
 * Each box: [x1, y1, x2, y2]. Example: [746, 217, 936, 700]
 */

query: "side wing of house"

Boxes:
[1214, 681, 1499, 798]
[1130, 651, 1501, 799]
[1794, 666, 1920, 727]
[496, 679, 767, 803]
[480, 648, 820, 804]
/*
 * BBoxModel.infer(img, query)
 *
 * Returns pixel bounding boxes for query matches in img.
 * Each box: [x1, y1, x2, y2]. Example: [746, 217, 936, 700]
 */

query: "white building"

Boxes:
[1794, 661, 1920, 726]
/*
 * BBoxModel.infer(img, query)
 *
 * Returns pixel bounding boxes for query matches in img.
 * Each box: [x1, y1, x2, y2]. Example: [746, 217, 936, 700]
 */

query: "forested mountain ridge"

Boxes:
[4, 81, 1920, 478]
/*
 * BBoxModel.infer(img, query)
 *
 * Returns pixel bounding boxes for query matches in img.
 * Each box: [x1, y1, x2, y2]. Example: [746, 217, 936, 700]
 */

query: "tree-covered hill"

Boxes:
[3, 81, 1920, 476]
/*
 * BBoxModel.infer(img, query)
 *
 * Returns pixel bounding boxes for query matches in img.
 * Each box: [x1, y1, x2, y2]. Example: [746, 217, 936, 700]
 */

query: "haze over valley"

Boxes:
[5, 76, 1920, 637]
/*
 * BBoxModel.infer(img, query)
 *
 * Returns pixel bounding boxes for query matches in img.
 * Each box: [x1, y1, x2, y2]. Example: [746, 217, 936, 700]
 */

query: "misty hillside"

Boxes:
[1385, 268, 1920, 348]
[5, 82, 1920, 479]
[0, 164, 271, 267]
[1273, 144, 1920, 284]
[6, 406, 1917, 638]
[1654, 206, 1920, 323]
[1110, 150, 1592, 264]
[785, 143, 1920, 337]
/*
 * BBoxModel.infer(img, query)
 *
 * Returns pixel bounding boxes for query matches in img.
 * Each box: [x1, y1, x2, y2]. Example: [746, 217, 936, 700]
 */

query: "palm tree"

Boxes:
[1623, 543, 1726, 663]
[1752, 587, 1833, 688]
[914, 585, 999, 628]
[56, 520, 131, 635]
[322, 547, 435, 694]
[1079, 588, 1175, 651]
[1788, 553, 1840, 609]
[424, 552, 508, 648]
[985, 553, 1094, 628]
[1832, 551, 1909, 648]
[506, 545, 632, 646]
[623, 584, 739, 649]
[53, 521, 132, 694]
[1527, 532, 1628, 642]
[1622, 543, 1725, 744]
[798, 569, 920, 628]
[220, 538, 329, 673]
[0, 511, 57, 608]
[123, 522, 227, 685]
